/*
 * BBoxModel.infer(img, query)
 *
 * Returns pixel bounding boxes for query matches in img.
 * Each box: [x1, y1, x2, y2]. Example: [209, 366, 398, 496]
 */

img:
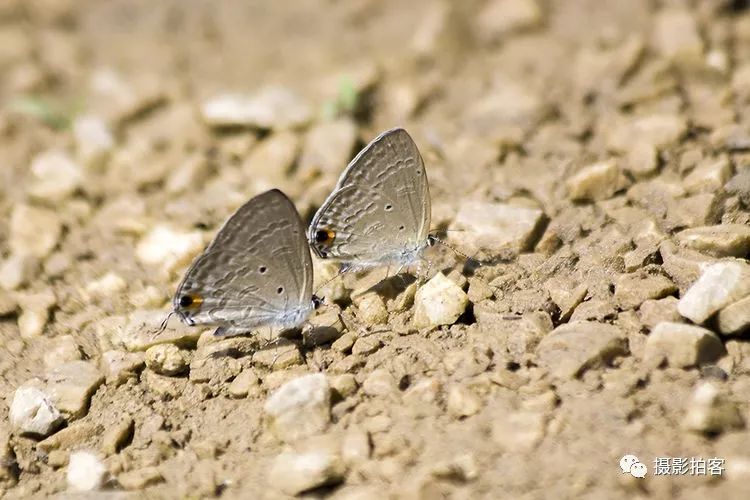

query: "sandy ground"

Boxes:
[2, 0, 750, 498]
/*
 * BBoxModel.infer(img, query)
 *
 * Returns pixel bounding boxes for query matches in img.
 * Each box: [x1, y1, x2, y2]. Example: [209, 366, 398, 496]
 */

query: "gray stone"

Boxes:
[413, 272, 469, 328]
[9, 385, 64, 437]
[535, 321, 627, 378]
[717, 295, 750, 336]
[644, 322, 724, 368]
[264, 373, 331, 442]
[683, 382, 744, 434]
[678, 261, 750, 324]
[675, 225, 750, 258]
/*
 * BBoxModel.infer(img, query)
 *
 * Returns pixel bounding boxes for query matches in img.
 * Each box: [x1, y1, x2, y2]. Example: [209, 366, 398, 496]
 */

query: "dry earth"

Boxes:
[2, 0, 750, 498]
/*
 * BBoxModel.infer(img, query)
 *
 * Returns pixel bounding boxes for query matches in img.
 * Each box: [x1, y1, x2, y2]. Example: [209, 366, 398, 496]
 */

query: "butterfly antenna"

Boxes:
[313, 266, 348, 296]
[150, 311, 175, 339]
[428, 234, 477, 264]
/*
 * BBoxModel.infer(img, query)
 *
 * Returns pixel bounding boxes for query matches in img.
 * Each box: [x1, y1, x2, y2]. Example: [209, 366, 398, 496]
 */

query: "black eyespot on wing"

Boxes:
[259, 266, 267, 274]
[179, 295, 193, 308]
[385, 204, 393, 211]
[398, 225, 405, 231]
[276, 287, 284, 294]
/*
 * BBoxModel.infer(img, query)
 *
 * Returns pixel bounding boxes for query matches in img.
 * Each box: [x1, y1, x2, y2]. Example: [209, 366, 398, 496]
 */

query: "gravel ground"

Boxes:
[2, 0, 750, 498]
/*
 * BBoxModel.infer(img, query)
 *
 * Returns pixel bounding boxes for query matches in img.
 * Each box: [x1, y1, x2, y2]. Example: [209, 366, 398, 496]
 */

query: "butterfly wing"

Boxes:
[308, 128, 431, 268]
[174, 189, 312, 332]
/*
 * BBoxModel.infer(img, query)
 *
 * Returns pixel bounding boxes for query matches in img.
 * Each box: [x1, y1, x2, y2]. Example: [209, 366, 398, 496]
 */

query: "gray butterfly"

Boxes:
[172, 189, 315, 337]
[308, 127, 434, 273]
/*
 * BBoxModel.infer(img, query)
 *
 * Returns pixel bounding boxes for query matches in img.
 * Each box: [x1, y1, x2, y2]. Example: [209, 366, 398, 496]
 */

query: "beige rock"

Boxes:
[117, 309, 205, 352]
[546, 279, 587, 322]
[0, 253, 39, 290]
[43, 335, 82, 368]
[329, 374, 358, 399]
[101, 417, 134, 455]
[477, 0, 542, 43]
[84, 272, 127, 299]
[362, 369, 397, 397]
[607, 114, 687, 152]
[683, 382, 743, 434]
[298, 118, 357, 179]
[353, 293, 388, 326]
[446, 384, 482, 418]
[28, 150, 82, 203]
[242, 131, 299, 191]
[659, 240, 716, 291]
[491, 409, 546, 451]
[676, 225, 750, 258]
[652, 7, 704, 64]
[352, 336, 382, 356]
[118, 466, 163, 490]
[430, 453, 479, 482]
[683, 156, 732, 194]
[73, 115, 114, 168]
[536, 321, 627, 379]
[165, 154, 209, 195]
[718, 295, 750, 336]
[44, 361, 104, 419]
[566, 159, 621, 202]
[252, 339, 303, 370]
[268, 439, 345, 495]
[10, 204, 62, 258]
[638, 297, 681, 329]
[678, 261, 750, 323]
[228, 368, 261, 398]
[264, 373, 331, 442]
[413, 273, 469, 328]
[143, 370, 186, 398]
[201, 86, 312, 130]
[145, 344, 190, 376]
[341, 428, 371, 465]
[101, 350, 145, 385]
[332, 332, 355, 353]
[453, 201, 545, 253]
[644, 322, 724, 368]
[135, 225, 203, 273]
[614, 273, 677, 309]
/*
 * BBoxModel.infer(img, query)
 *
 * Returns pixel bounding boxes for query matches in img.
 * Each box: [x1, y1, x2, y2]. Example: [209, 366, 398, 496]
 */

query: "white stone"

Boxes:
[9, 385, 64, 437]
[678, 261, 750, 324]
[453, 201, 545, 253]
[446, 384, 482, 418]
[413, 272, 469, 328]
[85, 272, 127, 299]
[201, 87, 312, 130]
[566, 159, 620, 202]
[145, 344, 190, 376]
[10, 204, 62, 258]
[18, 307, 49, 339]
[264, 373, 331, 442]
[491, 409, 546, 451]
[67, 451, 107, 491]
[28, 150, 83, 203]
[683, 383, 743, 434]
[73, 115, 114, 168]
[135, 225, 204, 273]
[0, 253, 39, 290]
[268, 443, 345, 495]
[644, 322, 724, 368]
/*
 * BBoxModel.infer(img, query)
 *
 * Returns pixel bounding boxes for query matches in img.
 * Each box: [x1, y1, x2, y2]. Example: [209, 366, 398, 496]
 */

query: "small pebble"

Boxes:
[28, 150, 82, 203]
[43, 335, 82, 368]
[644, 322, 724, 369]
[614, 272, 677, 309]
[477, 0, 542, 43]
[101, 417, 134, 455]
[0, 253, 39, 290]
[329, 374, 358, 399]
[85, 272, 127, 299]
[101, 350, 145, 385]
[332, 332, 355, 353]
[491, 409, 546, 451]
[638, 297, 682, 329]
[252, 339, 303, 370]
[683, 157, 732, 194]
[298, 118, 358, 179]
[413, 272, 469, 329]
[535, 321, 627, 379]
[446, 384, 482, 418]
[652, 7, 704, 64]
[73, 115, 114, 168]
[135, 225, 204, 273]
[717, 295, 750, 336]
[352, 336, 382, 356]
[118, 466, 163, 490]
[566, 159, 621, 202]
[264, 373, 331, 442]
[10, 204, 62, 258]
[353, 293, 388, 326]
[43, 361, 104, 419]
[675, 225, 750, 258]
[683, 382, 744, 434]
[9, 385, 64, 437]
[268, 439, 345, 495]
[228, 368, 261, 398]
[362, 369, 398, 397]
[678, 261, 750, 324]
[145, 344, 190, 376]
[67, 451, 107, 491]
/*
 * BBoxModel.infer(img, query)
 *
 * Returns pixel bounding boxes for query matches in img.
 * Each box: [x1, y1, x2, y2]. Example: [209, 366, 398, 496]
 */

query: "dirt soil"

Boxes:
[2, 0, 750, 498]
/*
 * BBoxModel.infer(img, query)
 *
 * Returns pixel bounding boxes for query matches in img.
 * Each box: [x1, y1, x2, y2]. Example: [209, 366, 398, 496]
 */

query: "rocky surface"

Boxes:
[1, 1, 750, 498]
